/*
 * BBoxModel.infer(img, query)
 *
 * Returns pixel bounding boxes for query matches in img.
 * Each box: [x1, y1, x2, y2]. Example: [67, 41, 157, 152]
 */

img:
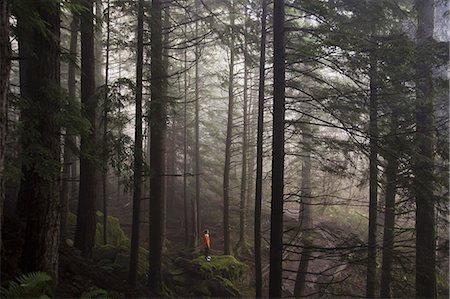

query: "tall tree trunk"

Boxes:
[414, 0, 436, 297]
[379, 111, 399, 298]
[246, 85, 255, 220]
[161, 6, 170, 249]
[74, 0, 98, 259]
[223, 0, 235, 256]
[269, 0, 285, 296]
[238, 8, 249, 247]
[366, 50, 378, 298]
[101, 0, 110, 246]
[149, 0, 166, 292]
[0, 0, 11, 254]
[129, 0, 144, 286]
[194, 0, 201, 240]
[94, 0, 104, 212]
[183, 38, 189, 247]
[16, 7, 33, 219]
[61, 13, 79, 240]
[20, 0, 61, 278]
[294, 118, 312, 297]
[254, 0, 267, 296]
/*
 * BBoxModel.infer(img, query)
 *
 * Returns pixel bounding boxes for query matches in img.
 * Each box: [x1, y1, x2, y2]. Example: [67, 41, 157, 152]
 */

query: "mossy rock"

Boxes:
[190, 283, 212, 297]
[209, 276, 240, 297]
[93, 244, 118, 261]
[192, 255, 249, 285]
[65, 238, 74, 247]
[95, 211, 128, 247]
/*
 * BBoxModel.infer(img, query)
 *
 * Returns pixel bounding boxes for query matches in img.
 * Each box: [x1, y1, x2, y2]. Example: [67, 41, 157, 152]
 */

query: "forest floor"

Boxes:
[2, 193, 373, 298]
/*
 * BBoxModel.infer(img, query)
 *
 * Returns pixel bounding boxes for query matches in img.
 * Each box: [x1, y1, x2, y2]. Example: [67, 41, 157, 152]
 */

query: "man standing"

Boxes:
[203, 229, 211, 262]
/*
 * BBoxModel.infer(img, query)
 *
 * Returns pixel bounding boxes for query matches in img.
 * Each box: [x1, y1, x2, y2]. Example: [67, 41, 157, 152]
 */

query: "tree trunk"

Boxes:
[183, 39, 189, 247]
[129, 0, 144, 286]
[379, 111, 399, 298]
[0, 0, 11, 254]
[294, 118, 312, 298]
[366, 50, 378, 298]
[254, 0, 267, 296]
[101, 0, 111, 246]
[16, 6, 33, 219]
[238, 8, 249, 247]
[194, 0, 201, 241]
[414, 0, 436, 297]
[61, 13, 79, 240]
[223, 0, 235, 256]
[269, 0, 285, 296]
[20, 0, 61, 279]
[148, 0, 166, 293]
[74, 0, 99, 259]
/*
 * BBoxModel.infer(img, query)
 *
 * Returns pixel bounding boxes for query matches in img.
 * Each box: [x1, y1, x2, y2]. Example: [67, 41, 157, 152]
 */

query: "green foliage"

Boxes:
[0, 272, 54, 298]
[80, 287, 108, 299]
[92, 211, 149, 277]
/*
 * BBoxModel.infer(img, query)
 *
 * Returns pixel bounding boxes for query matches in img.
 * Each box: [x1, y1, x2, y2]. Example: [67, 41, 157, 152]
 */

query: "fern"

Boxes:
[0, 272, 53, 298]
[80, 287, 108, 298]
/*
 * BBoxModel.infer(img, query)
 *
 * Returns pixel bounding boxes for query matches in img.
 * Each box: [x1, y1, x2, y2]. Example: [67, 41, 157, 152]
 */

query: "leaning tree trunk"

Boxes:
[414, 0, 436, 297]
[129, 0, 144, 286]
[0, 0, 11, 254]
[294, 118, 312, 297]
[254, 0, 267, 296]
[74, 0, 99, 259]
[20, 1, 61, 279]
[379, 111, 399, 298]
[148, 0, 167, 293]
[366, 50, 378, 298]
[269, 0, 285, 297]
[223, 0, 235, 256]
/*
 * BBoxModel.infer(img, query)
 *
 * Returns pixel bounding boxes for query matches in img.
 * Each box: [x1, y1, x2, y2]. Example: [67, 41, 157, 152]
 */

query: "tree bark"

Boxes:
[74, 0, 99, 259]
[60, 13, 79, 240]
[20, 0, 61, 279]
[366, 50, 378, 298]
[254, 0, 267, 296]
[379, 111, 399, 298]
[414, 0, 436, 297]
[129, 0, 144, 286]
[148, 0, 166, 293]
[102, 0, 111, 246]
[223, 0, 235, 256]
[183, 38, 189, 247]
[238, 13, 249, 245]
[294, 118, 312, 298]
[16, 4, 33, 219]
[0, 0, 11, 254]
[269, 0, 285, 296]
[194, 0, 201, 240]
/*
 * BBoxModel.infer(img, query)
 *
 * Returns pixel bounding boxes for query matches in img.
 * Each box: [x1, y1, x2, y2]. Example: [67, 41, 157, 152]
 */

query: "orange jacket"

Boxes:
[203, 233, 211, 249]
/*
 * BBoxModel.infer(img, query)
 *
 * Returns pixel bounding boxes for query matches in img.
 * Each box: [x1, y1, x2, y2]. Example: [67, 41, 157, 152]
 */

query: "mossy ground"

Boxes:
[67, 211, 149, 279]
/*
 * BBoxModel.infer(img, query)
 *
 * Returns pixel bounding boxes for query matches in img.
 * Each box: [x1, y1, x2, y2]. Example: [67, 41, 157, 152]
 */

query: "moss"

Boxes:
[213, 276, 240, 297]
[192, 255, 249, 284]
[65, 239, 74, 247]
[95, 211, 128, 247]
[190, 284, 212, 297]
